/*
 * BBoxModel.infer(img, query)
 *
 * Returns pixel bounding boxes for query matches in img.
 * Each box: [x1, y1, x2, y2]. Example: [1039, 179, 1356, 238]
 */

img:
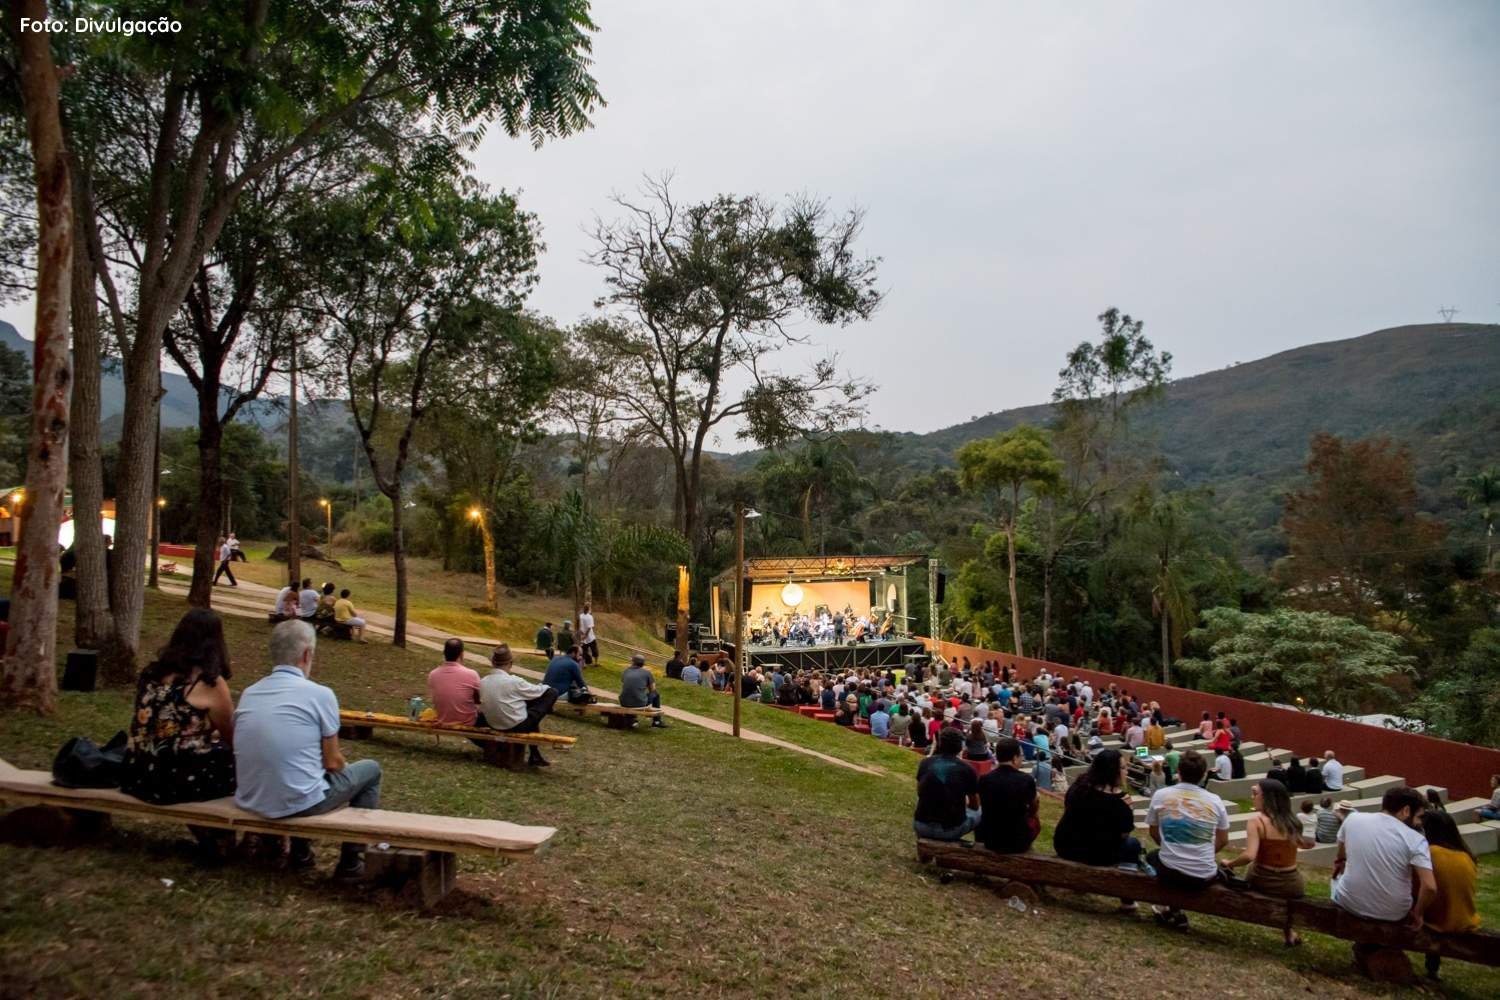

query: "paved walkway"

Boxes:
[161, 578, 883, 777]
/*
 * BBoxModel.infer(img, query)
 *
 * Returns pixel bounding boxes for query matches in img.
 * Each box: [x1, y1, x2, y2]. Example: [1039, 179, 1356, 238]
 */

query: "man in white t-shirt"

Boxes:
[1331, 786, 1435, 927]
[577, 604, 598, 665]
[1321, 751, 1345, 791]
[1211, 749, 1233, 782]
[1145, 751, 1230, 928]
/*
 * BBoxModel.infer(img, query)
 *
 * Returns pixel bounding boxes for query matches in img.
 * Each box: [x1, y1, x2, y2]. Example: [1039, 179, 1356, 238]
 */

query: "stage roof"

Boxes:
[714, 554, 926, 583]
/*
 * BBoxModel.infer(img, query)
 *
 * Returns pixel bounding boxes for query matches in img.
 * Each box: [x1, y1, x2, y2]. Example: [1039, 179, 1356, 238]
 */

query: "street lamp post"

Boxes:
[468, 506, 497, 612]
[731, 505, 761, 738]
[318, 498, 332, 556]
[148, 497, 166, 588]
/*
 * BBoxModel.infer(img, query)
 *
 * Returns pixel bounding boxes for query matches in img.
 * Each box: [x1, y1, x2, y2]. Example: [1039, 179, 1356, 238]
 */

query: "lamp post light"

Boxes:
[731, 505, 761, 738]
[148, 496, 166, 588]
[468, 506, 498, 613]
[318, 498, 332, 556]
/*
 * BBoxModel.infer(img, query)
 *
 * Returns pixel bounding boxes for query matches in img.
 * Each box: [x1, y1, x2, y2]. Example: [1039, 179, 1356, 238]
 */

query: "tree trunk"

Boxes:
[67, 198, 113, 651]
[286, 340, 301, 584]
[1040, 559, 1053, 661]
[390, 490, 407, 647]
[1160, 607, 1172, 686]
[188, 415, 224, 607]
[1005, 519, 1024, 658]
[3, 8, 72, 713]
[479, 515, 497, 612]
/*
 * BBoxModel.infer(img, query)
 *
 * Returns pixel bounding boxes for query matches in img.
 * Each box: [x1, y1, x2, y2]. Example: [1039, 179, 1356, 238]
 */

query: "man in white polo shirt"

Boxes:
[1322, 750, 1345, 791]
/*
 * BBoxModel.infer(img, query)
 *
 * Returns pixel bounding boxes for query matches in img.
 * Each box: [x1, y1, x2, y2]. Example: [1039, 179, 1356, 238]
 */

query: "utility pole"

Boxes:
[1438, 306, 1459, 323]
[287, 336, 301, 583]
[732, 504, 745, 738]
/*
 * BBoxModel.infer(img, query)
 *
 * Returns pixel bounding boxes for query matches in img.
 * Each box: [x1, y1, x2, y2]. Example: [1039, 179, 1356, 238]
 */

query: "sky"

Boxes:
[5, 1, 1498, 446]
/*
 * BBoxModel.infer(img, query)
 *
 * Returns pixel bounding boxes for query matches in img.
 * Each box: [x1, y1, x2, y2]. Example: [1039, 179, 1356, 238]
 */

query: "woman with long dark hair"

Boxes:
[1053, 748, 1144, 911]
[1225, 779, 1311, 945]
[120, 608, 237, 807]
[1418, 808, 1479, 981]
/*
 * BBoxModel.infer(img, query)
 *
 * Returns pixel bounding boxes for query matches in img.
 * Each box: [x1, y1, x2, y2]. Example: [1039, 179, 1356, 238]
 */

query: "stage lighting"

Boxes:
[780, 582, 803, 607]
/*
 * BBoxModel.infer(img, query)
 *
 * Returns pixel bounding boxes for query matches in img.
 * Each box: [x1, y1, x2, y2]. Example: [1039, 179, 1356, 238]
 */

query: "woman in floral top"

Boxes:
[120, 608, 237, 806]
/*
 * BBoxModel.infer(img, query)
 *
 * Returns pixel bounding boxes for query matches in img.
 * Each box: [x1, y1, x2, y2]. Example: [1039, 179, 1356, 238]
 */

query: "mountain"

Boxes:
[0, 319, 283, 440]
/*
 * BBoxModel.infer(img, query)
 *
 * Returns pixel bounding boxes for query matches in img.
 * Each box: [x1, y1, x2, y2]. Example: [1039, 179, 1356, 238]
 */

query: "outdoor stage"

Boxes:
[743, 637, 926, 673]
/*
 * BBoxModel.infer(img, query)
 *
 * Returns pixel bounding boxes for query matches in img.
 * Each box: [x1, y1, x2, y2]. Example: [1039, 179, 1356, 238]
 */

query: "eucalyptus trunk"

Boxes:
[67, 205, 113, 651]
[390, 490, 408, 647]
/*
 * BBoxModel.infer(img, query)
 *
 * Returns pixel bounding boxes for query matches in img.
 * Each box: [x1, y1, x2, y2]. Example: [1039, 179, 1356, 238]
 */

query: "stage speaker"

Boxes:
[741, 577, 753, 612]
[664, 622, 678, 645]
[935, 572, 947, 603]
[62, 649, 99, 693]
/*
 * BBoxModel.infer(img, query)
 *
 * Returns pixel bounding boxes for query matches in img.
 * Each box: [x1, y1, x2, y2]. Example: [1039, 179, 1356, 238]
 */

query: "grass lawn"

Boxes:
[0, 567, 1497, 998]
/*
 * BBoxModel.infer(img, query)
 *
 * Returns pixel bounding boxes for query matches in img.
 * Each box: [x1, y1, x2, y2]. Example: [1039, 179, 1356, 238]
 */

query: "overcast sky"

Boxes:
[5, 1, 1497, 445]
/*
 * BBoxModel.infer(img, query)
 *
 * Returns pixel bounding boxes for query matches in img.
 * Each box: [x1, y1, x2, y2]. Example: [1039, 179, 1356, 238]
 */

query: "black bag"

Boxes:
[51, 731, 128, 789]
[567, 684, 596, 706]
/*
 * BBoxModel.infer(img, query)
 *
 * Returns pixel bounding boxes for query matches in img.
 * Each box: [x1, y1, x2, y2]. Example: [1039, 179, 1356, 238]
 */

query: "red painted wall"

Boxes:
[927, 638, 1500, 801]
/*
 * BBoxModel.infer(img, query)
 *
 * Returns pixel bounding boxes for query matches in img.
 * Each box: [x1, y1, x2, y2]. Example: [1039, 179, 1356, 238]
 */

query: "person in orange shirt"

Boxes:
[1418, 809, 1479, 981]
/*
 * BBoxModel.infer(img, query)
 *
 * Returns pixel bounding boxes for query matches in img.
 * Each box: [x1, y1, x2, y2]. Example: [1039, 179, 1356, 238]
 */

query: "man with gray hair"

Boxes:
[234, 619, 383, 880]
[619, 654, 668, 728]
[477, 644, 558, 767]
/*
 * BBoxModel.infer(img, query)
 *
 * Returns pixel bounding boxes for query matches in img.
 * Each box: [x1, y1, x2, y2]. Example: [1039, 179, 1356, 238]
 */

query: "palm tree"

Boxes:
[1120, 491, 1225, 685]
[1461, 467, 1500, 570]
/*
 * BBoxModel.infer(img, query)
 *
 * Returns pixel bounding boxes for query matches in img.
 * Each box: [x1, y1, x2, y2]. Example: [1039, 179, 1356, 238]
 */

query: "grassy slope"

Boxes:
[1, 570, 1497, 998]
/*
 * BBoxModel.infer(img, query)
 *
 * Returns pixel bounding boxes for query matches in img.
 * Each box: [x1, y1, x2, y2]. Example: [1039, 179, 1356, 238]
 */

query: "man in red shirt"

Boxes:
[427, 638, 481, 725]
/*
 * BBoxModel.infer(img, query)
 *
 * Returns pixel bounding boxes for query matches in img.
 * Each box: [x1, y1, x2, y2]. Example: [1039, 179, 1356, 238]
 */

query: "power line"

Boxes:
[1437, 306, 1459, 322]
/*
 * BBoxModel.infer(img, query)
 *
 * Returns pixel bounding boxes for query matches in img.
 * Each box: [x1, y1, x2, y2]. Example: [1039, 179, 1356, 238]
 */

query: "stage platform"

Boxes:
[744, 638, 926, 674]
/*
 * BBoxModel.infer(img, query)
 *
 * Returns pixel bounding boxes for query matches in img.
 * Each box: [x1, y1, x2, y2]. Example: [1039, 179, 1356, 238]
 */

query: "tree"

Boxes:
[1279, 433, 1444, 624]
[1412, 628, 1500, 749]
[313, 170, 539, 646]
[957, 425, 1061, 657]
[1, 0, 72, 713]
[1177, 607, 1416, 715]
[39, 0, 602, 675]
[1113, 490, 1229, 685]
[756, 436, 870, 556]
[1460, 467, 1500, 570]
[433, 309, 561, 613]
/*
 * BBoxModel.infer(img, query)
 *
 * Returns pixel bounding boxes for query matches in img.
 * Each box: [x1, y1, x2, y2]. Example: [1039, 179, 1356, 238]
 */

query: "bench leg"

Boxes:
[604, 713, 634, 730]
[338, 724, 373, 740]
[1353, 944, 1415, 985]
[417, 850, 457, 908]
[482, 741, 527, 771]
[996, 880, 1039, 909]
[365, 846, 458, 908]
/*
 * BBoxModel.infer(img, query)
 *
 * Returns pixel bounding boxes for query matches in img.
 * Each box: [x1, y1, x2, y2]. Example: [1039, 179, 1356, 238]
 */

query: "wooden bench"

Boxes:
[0, 758, 554, 907]
[338, 711, 577, 770]
[551, 701, 662, 729]
[916, 839, 1500, 982]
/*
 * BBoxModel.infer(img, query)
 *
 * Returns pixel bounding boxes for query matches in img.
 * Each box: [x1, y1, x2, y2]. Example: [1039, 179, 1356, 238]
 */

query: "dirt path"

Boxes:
[161, 578, 884, 777]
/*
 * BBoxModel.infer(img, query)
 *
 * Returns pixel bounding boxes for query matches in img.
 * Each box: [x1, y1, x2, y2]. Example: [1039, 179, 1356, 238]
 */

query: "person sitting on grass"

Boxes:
[1416, 808, 1480, 981]
[478, 644, 559, 768]
[273, 578, 299, 620]
[316, 582, 338, 620]
[543, 644, 591, 704]
[1224, 778, 1312, 945]
[1145, 750, 1229, 929]
[234, 619, 382, 881]
[976, 737, 1038, 854]
[428, 638, 481, 726]
[297, 578, 319, 620]
[619, 654, 668, 729]
[680, 654, 704, 686]
[913, 728, 981, 842]
[332, 589, 368, 643]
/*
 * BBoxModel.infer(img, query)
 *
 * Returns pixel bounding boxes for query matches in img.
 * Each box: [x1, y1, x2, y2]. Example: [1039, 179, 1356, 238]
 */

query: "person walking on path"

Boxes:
[212, 536, 238, 587]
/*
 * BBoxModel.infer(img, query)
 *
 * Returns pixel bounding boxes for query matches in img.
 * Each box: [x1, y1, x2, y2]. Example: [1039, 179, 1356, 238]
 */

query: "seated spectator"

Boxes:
[1298, 800, 1318, 841]
[1300, 756, 1325, 794]
[542, 645, 590, 704]
[963, 720, 993, 762]
[1145, 751, 1230, 929]
[555, 620, 575, 656]
[297, 578, 319, 620]
[1224, 779, 1312, 945]
[121, 610, 237, 829]
[1478, 774, 1500, 822]
[913, 729, 981, 842]
[273, 578, 299, 620]
[1321, 751, 1344, 792]
[1418, 808, 1480, 981]
[534, 621, 555, 659]
[1033, 752, 1053, 793]
[663, 651, 684, 680]
[890, 704, 913, 744]
[478, 644, 558, 767]
[1229, 717, 1243, 744]
[680, 655, 704, 686]
[909, 708, 931, 751]
[1148, 759, 1166, 791]
[332, 589, 368, 642]
[619, 654, 668, 729]
[976, 737, 1038, 854]
[316, 582, 337, 620]
[834, 701, 856, 727]
[1144, 718, 1166, 751]
[869, 702, 891, 738]
[776, 677, 799, 707]
[1207, 723, 1232, 755]
[1210, 747, 1232, 783]
[1331, 786, 1433, 933]
[1281, 757, 1302, 791]
[428, 638, 481, 725]
[234, 620, 381, 879]
[1315, 796, 1343, 844]
[1196, 711, 1213, 740]
[1228, 745, 1246, 780]
[1055, 748, 1143, 868]
[1124, 719, 1144, 750]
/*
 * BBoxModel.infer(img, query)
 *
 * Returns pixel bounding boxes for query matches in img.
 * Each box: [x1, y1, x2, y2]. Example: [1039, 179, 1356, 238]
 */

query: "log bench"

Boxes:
[915, 839, 1500, 982]
[0, 758, 554, 908]
[338, 711, 577, 770]
[552, 701, 662, 729]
